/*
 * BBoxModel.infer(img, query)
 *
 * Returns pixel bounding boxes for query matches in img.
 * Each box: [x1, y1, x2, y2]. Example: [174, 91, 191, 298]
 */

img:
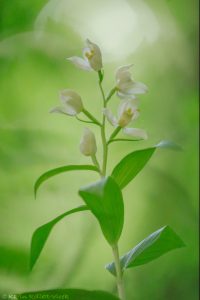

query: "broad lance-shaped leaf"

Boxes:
[34, 164, 99, 197]
[30, 205, 89, 270]
[106, 226, 185, 276]
[17, 289, 120, 300]
[79, 176, 124, 246]
[112, 140, 181, 189]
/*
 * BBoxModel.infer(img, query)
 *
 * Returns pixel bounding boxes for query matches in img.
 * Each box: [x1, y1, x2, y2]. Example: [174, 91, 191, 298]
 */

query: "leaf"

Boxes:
[155, 140, 183, 151]
[79, 176, 124, 246]
[112, 147, 155, 189]
[17, 289, 120, 300]
[106, 226, 185, 276]
[30, 205, 89, 270]
[34, 164, 99, 198]
[111, 140, 181, 189]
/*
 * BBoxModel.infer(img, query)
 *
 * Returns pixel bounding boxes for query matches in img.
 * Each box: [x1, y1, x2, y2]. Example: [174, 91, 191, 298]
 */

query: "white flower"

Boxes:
[104, 100, 139, 127]
[116, 65, 148, 99]
[79, 128, 97, 156]
[50, 89, 83, 116]
[67, 39, 102, 72]
[103, 100, 147, 140]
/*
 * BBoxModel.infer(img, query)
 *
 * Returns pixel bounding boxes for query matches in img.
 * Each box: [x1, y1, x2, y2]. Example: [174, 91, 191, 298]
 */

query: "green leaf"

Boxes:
[106, 226, 185, 276]
[34, 164, 99, 198]
[30, 205, 89, 270]
[111, 140, 181, 189]
[112, 147, 155, 189]
[17, 289, 120, 300]
[79, 176, 124, 246]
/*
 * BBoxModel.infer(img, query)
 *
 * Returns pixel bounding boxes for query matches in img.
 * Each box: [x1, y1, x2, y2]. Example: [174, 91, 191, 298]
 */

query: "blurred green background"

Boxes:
[0, 0, 198, 299]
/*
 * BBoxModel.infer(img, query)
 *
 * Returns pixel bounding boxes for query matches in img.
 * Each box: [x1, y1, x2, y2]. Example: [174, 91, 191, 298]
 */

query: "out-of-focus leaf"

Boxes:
[155, 140, 183, 151]
[30, 205, 89, 270]
[111, 140, 181, 189]
[0, 246, 28, 275]
[34, 164, 99, 197]
[17, 288, 120, 300]
[79, 176, 124, 245]
[106, 226, 185, 276]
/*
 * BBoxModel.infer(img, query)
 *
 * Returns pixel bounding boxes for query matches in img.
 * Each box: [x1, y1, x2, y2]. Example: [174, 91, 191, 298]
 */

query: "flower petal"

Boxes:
[67, 56, 92, 71]
[80, 127, 97, 156]
[103, 108, 117, 126]
[83, 39, 103, 71]
[60, 89, 83, 113]
[49, 106, 74, 116]
[126, 81, 148, 94]
[117, 91, 137, 100]
[117, 100, 138, 119]
[115, 64, 134, 81]
[123, 127, 148, 140]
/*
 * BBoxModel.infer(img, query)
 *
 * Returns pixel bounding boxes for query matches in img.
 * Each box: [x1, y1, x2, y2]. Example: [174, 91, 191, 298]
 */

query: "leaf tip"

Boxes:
[156, 140, 183, 151]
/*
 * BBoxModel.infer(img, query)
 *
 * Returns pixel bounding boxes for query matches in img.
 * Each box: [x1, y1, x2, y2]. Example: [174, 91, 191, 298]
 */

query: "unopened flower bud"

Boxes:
[80, 128, 97, 156]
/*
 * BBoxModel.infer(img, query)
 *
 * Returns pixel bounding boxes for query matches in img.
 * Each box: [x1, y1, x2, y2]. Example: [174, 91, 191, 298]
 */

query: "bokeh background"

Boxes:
[0, 0, 199, 299]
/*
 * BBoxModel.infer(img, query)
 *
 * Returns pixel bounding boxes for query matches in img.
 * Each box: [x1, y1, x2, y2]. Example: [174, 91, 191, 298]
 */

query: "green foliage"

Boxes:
[106, 226, 185, 276]
[111, 141, 181, 189]
[112, 147, 155, 189]
[34, 165, 99, 197]
[17, 289, 120, 300]
[30, 205, 89, 270]
[79, 176, 124, 245]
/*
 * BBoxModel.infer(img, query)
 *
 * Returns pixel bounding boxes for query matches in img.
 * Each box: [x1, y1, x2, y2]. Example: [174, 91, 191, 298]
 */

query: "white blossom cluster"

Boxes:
[50, 39, 148, 157]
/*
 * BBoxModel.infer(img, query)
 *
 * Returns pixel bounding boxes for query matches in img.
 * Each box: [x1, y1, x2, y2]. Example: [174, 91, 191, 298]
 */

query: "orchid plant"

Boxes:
[24, 40, 185, 300]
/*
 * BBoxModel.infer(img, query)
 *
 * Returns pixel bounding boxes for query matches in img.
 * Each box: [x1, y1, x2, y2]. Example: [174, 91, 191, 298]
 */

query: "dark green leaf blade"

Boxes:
[106, 226, 185, 276]
[111, 140, 182, 189]
[79, 176, 124, 246]
[34, 164, 99, 198]
[30, 205, 89, 270]
[17, 289, 120, 300]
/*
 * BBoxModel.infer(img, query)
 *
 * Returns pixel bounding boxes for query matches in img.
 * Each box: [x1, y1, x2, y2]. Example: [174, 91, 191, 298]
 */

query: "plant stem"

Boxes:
[112, 244, 126, 300]
[91, 154, 101, 175]
[82, 108, 102, 127]
[107, 126, 121, 144]
[107, 138, 142, 145]
[106, 87, 117, 103]
[98, 72, 108, 177]
[98, 71, 125, 300]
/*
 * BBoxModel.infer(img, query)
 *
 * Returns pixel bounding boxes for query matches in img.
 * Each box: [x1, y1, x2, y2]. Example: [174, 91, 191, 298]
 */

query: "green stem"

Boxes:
[91, 154, 101, 175]
[76, 116, 95, 124]
[107, 126, 121, 144]
[98, 72, 125, 300]
[82, 108, 102, 127]
[107, 138, 142, 145]
[106, 87, 117, 103]
[98, 73, 108, 177]
[112, 244, 126, 300]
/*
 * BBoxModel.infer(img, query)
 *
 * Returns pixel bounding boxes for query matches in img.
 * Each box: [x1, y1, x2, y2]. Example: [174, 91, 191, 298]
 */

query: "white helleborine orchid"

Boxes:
[50, 89, 83, 116]
[103, 100, 148, 140]
[79, 128, 97, 156]
[68, 39, 102, 72]
[116, 65, 148, 99]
